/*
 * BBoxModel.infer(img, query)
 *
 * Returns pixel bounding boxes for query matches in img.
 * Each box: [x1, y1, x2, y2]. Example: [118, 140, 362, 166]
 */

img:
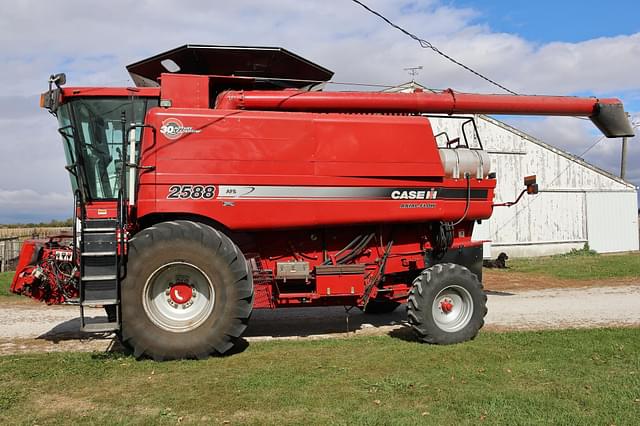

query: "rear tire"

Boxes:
[120, 220, 253, 360]
[407, 263, 486, 344]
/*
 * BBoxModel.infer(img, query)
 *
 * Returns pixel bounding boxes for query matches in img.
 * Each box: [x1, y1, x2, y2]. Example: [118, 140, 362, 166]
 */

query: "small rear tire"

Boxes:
[407, 263, 486, 344]
[120, 220, 253, 360]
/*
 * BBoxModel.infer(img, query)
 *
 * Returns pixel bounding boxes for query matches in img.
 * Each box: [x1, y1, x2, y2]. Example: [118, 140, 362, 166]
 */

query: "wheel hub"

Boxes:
[143, 262, 214, 332]
[431, 285, 474, 333]
[169, 283, 193, 305]
[439, 298, 454, 314]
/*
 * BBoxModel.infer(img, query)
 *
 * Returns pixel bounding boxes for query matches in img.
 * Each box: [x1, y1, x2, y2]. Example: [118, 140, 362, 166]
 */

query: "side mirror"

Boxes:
[49, 73, 66, 87]
[42, 73, 66, 113]
[524, 175, 538, 195]
[494, 174, 539, 208]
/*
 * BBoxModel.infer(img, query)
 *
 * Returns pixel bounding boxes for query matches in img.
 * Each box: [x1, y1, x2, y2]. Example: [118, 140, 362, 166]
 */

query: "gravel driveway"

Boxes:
[1, 284, 638, 355]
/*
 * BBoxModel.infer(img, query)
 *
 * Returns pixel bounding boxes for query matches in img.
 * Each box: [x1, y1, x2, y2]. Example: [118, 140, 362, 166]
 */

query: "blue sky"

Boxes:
[0, 0, 638, 223]
[452, 0, 640, 43]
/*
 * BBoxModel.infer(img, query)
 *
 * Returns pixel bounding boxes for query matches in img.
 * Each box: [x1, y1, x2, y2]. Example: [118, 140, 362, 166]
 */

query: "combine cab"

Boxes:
[12, 45, 634, 359]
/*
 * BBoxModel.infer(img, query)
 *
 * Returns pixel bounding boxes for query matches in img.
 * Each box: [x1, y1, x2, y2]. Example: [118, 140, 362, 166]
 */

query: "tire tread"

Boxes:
[120, 220, 253, 360]
[406, 263, 486, 345]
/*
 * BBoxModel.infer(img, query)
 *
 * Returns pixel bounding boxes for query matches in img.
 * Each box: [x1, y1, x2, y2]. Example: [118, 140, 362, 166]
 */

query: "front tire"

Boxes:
[120, 220, 253, 360]
[407, 263, 486, 344]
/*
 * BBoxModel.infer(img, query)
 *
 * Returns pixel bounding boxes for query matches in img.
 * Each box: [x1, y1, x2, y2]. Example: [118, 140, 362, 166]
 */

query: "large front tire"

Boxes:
[407, 263, 486, 344]
[120, 221, 253, 360]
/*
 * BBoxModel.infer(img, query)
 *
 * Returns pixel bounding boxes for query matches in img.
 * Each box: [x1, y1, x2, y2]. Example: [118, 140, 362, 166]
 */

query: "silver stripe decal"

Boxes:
[218, 185, 386, 199]
[217, 185, 441, 200]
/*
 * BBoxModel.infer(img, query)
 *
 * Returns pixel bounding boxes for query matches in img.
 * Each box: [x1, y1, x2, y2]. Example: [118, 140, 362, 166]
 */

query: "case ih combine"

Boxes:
[11, 45, 634, 360]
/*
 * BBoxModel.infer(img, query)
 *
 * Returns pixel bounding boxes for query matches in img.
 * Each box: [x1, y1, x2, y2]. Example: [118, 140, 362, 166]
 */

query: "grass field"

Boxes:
[0, 329, 638, 425]
[507, 250, 640, 281]
[0, 271, 16, 299]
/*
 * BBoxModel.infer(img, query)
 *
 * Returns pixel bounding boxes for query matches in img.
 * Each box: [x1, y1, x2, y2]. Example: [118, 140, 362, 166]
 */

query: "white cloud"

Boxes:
[0, 113, 68, 193]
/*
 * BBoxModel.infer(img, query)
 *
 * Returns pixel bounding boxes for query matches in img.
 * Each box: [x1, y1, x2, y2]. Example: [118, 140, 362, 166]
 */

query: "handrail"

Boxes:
[125, 124, 157, 209]
[72, 190, 79, 266]
[118, 112, 127, 231]
[461, 118, 483, 150]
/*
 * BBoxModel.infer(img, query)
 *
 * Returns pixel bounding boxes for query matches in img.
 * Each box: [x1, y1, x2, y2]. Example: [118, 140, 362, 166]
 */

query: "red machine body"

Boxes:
[13, 45, 634, 358]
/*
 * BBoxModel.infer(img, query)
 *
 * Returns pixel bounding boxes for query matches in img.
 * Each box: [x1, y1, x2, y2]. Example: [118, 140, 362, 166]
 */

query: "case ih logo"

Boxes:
[390, 189, 438, 200]
[160, 118, 201, 140]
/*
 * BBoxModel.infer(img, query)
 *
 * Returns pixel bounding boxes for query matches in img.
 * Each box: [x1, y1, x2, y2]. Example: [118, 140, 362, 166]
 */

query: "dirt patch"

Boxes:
[0, 296, 40, 305]
[0, 337, 117, 356]
[483, 269, 639, 292]
[0, 273, 639, 356]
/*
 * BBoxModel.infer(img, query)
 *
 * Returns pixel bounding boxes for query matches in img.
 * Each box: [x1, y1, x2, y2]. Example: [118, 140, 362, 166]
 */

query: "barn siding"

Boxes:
[586, 192, 639, 253]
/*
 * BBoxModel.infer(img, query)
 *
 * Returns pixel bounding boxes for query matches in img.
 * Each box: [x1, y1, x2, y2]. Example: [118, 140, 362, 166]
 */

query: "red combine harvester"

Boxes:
[12, 45, 634, 360]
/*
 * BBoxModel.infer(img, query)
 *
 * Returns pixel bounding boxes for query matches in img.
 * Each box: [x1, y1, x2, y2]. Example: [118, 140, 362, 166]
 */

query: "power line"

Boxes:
[350, 0, 518, 95]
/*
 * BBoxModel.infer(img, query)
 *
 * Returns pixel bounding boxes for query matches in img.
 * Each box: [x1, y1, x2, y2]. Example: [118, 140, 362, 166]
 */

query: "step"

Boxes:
[82, 231, 117, 239]
[84, 227, 117, 233]
[83, 256, 118, 277]
[81, 251, 117, 257]
[82, 274, 117, 281]
[81, 299, 119, 306]
[81, 276, 118, 305]
[83, 232, 116, 252]
[84, 219, 118, 229]
[81, 322, 120, 333]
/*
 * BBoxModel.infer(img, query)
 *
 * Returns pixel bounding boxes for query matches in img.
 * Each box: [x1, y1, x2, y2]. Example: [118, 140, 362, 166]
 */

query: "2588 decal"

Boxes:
[167, 185, 216, 199]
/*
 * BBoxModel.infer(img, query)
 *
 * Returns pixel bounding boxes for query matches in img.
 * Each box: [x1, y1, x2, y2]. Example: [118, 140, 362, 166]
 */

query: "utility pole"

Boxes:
[620, 136, 628, 179]
[620, 113, 637, 180]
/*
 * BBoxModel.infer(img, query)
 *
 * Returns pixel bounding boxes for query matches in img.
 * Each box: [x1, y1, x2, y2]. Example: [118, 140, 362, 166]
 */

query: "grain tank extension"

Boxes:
[12, 45, 634, 360]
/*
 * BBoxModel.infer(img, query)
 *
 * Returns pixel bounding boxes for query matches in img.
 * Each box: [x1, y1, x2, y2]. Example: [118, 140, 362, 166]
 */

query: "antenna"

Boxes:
[403, 66, 422, 82]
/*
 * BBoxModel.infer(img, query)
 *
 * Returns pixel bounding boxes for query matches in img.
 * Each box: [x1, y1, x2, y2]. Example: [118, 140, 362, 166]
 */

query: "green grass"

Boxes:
[507, 250, 640, 281]
[0, 328, 638, 425]
[0, 271, 17, 298]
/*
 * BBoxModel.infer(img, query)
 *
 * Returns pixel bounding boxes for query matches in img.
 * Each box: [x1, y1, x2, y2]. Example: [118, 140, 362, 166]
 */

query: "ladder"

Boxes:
[79, 218, 120, 332]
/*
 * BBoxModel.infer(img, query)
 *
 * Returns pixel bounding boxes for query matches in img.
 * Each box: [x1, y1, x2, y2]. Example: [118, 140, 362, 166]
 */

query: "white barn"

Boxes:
[387, 83, 639, 257]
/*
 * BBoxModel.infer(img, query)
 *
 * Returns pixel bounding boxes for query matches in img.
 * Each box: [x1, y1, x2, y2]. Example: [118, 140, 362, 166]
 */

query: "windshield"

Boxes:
[57, 97, 156, 200]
